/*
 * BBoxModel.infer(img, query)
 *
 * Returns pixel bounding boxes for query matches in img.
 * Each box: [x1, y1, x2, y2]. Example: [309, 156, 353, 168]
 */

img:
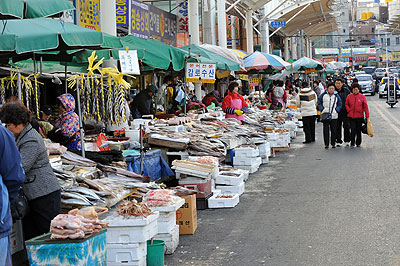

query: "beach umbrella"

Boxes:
[0, 0, 74, 19]
[244, 51, 291, 70]
[199, 44, 244, 70]
[230, 48, 248, 58]
[290, 57, 325, 71]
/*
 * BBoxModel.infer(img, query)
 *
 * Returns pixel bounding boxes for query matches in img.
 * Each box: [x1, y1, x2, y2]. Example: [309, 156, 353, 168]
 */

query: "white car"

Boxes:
[375, 68, 388, 80]
[356, 74, 375, 95]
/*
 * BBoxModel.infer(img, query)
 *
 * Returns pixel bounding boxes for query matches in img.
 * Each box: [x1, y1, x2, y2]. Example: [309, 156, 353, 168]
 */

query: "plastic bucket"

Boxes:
[147, 240, 165, 266]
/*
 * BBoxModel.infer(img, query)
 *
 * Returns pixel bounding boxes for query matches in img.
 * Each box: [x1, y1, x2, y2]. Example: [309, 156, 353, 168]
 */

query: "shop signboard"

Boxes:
[77, 0, 101, 31]
[176, 0, 188, 33]
[186, 63, 216, 83]
[119, 50, 140, 75]
[116, 0, 129, 27]
[315, 48, 339, 55]
[248, 75, 259, 86]
[392, 52, 400, 61]
[368, 55, 377, 60]
[130, 0, 177, 46]
[305, 68, 316, 74]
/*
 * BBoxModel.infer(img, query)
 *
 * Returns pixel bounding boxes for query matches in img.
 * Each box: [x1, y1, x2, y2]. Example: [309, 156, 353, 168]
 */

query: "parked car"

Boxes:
[375, 68, 388, 80]
[356, 74, 375, 95]
[363, 67, 375, 75]
[378, 76, 400, 98]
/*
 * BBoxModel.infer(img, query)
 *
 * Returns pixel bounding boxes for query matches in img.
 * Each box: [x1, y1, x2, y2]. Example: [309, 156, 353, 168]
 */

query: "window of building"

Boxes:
[343, 29, 346, 33]
[372, 28, 375, 33]
[387, 38, 390, 46]
[381, 38, 384, 44]
[396, 37, 399, 45]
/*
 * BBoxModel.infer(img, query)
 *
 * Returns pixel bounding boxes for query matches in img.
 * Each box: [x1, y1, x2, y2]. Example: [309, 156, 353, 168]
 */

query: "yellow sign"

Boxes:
[382, 53, 393, 62]
[249, 78, 259, 86]
[392, 52, 400, 61]
[305, 68, 316, 74]
[78, 0, 101, 31]
[239, 74, 248, 81]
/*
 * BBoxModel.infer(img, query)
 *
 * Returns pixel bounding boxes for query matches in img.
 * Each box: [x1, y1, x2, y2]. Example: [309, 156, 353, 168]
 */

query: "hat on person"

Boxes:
[147, 85, 158, 95]
[40, 105, 53, 115]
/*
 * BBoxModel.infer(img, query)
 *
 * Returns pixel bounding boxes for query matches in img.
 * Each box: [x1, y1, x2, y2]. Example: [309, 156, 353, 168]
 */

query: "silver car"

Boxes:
[356, 74, 375, 95]
[375, 68, 388, 79]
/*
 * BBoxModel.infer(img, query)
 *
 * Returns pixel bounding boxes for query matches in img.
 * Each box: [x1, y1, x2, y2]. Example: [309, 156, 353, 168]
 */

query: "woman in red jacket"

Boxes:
[345, 83, 370, 147]
[222, 81, 248, 123]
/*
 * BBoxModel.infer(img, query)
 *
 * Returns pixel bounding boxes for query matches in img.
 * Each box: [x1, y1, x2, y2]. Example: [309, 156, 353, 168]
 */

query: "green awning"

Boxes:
[180, 44, 241, 71]
[10, 59, 88, 73]
[0, 0, 75, 19]
[0, 18, 122, 54]
[291, 57, 324, 71]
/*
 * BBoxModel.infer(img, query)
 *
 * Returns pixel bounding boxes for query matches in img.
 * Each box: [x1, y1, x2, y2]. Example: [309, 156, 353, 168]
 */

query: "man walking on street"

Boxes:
[0, 123, 25, 266]
[335, 78, 351, 146]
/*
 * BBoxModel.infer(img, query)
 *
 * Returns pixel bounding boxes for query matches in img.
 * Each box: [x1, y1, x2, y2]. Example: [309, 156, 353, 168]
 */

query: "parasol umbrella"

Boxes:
[244, 51, 291, 70]
[199, 44, 244, 70]
[0, 0, 74, 19]
[290, 57, 325, 71]
[230, 48, 248, 58]
[326, 61, 347, 70]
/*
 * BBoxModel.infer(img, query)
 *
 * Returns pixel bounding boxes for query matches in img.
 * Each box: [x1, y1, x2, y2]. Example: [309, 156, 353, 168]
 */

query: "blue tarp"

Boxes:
[125, 149, 174, 180]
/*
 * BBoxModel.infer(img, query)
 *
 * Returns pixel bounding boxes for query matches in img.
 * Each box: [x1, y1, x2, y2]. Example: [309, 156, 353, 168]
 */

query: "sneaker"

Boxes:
[325, 146, 329, 149]
[345, 142, 350, 147]
[356, 145, 360, 147]
[332, 145, 336, 148]
[336, 143, 343, 147]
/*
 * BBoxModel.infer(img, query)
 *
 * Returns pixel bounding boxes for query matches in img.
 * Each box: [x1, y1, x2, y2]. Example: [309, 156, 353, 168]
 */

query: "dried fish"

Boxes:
[66, 187, 102, 201]
[61, 198, 92, 206]
[61, 192, 93, 205]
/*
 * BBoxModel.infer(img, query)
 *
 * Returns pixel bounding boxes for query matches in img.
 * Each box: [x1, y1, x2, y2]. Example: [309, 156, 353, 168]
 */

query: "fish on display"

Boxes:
[61, 198, 93, 206]
[66, 187, 102, 201]
[61, 192, 93, 205]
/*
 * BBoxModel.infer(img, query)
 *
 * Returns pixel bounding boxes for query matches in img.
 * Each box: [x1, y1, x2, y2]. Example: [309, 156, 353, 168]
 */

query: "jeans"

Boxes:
[350, 118, 364, 146]
[0, 235, 12, 266]
[336, 115, 351, 143]
[302, 115, 316, 142]
[323, 119, 338, 146]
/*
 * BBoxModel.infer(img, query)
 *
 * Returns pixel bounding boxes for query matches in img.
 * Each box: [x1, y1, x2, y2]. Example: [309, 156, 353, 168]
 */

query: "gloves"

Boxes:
[235, 110, 244, 116]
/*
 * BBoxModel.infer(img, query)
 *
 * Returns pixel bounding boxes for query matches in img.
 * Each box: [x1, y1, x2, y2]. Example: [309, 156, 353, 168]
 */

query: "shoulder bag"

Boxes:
[320, 95, 337, 122]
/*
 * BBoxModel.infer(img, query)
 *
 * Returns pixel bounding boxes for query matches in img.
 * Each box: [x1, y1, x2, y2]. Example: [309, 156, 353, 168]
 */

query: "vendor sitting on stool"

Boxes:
[222, 81, 248, 123]
[130, 85, 158, 119]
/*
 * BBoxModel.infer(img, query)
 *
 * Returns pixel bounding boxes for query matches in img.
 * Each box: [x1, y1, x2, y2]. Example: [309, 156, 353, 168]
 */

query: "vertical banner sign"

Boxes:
[119, 50, 140, 75]
[177, 0, 188, 32]
[116, 0, 129, 27]
[77, 0, 101, 31]
[131, 0, 177, 46]
[186, 63, 216, 83]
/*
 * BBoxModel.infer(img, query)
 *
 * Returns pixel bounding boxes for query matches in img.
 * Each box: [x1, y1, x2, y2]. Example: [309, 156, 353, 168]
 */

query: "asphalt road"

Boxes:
[165, 95, 400, 266]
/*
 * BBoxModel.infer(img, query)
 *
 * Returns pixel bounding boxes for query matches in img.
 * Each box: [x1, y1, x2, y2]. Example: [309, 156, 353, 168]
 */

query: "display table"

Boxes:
[125, 149, 174, 180]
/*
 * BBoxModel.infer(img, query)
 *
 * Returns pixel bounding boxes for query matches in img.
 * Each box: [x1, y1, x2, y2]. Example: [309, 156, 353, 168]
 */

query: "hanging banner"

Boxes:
[77, 0, 101, 31]
[130, 0, 177, 46]
[119, 50, 140, 75]
[305, 68, 316, 74]
[186, 63, 216, 83]
[116, 0, 129, 27]
[177, 0, 188, 33]
[248, 75, 259, 86]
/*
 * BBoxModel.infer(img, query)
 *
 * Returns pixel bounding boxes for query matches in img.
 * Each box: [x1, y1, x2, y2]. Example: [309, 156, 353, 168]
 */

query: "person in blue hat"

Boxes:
[130, 85, 158, 119]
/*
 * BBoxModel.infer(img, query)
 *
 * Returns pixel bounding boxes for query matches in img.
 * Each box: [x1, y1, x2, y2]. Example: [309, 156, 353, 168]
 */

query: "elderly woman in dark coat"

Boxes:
[0, 102, 61, 240]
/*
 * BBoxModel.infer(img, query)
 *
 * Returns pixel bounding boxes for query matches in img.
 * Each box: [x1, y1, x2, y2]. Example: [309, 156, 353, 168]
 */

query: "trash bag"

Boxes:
[361, 119, 368, 135]
[367, 118, 374, 137]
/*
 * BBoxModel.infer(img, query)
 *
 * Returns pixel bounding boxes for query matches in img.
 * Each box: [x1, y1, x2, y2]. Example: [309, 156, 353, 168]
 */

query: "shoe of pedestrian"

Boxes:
[336, 143, 343, 147]
[345, 142, 350, 147]
[325, 146, 329, 149]
[350, 144, 355, 148]
[356, 145, 360, 147]
[303, 141, 311, 144]
[332, 145, 336, 148]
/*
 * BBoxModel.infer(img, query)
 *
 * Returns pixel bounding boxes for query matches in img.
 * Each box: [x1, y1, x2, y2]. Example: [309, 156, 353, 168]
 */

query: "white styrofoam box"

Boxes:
[262, 157, 269, 164]
[107, 260, 145, 266]
[173, 166, 213, 179]
[266, 132, 279, 141]
[179, 177, 211, 185]
[154, 225, 179, 255]
[208, 193, 240, 208]
[235, 164, 259, 174]
[156, 211, 176, 234]
[215, 172, 244, 186]
[234, 147, 259, 158]
[107, 242, 147, 264]
[216, 181, 245, 195]
[290, 130, 296, 138]
[233, 156, 261, 166]
[150, 197, 185, 213]
[257, 142, 270, 155]
[166, 151, 189, 160]
[236, 169, 249, 181]
[104, 212, 159, 244]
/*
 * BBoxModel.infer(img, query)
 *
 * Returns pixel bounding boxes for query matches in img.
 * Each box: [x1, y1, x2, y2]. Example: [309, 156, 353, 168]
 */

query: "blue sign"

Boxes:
[370, 38, 376, 43]
[116, 0, 129, 27]
[270, 21, 286, 27]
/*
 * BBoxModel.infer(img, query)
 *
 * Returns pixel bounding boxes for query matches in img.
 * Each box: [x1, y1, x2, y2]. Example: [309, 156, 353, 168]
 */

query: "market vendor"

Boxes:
[55, 93, 82, 150]
[267, 80, 287, 110]
[222, 81, 248, 122]
[130, 85, 157, 119]
[202, 90, 220, 107]
[31, 105, 54, 138]
[0, 102, 61, 240]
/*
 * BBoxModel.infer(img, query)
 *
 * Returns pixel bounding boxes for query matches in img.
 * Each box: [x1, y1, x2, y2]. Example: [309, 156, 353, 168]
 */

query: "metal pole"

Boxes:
[65, 64, 68, 93]
[386, 31, 389, 69]
[76, 79, 85, 158]
[270, 3, 311, 38]
[139, 124, 144, 175]
[17, 72, 22, 100]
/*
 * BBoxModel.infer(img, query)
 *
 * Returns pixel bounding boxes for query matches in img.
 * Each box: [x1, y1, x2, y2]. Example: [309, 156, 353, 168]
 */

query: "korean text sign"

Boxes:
[119, 50, 140, 75]
[116, 0, 129, 27]
[77, 0, 101, 31]
[186, 63, 216, 83]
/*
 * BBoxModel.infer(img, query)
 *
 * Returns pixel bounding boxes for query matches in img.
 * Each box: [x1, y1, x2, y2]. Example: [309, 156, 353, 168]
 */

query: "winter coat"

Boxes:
[0, 124, 25, 238]
[296, 88, 317, 117]
[345, 93, 370, 119]
[222, 91, 248, 115]
[268, 87, 287, 110]
[336, 85, 351, 117]
[55, 93, 82, 150]
[202, 92, 220, 107]
[317, 90, 342, 120]
[131, 89, 154, 119]
[15, 124, 61, 201]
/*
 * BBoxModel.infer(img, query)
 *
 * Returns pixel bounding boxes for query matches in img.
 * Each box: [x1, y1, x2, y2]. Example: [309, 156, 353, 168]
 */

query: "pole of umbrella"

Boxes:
[17, 72, 22, 100]
[65, 64, 68, 93]
[76, 78, 85, 158]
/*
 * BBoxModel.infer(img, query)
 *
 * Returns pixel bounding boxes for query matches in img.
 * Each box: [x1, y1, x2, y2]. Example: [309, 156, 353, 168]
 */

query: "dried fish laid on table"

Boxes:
[117, 200, 154, 218]
[188, 139, 226, 160]
[65, 187, 103, 202]
[61, 192, 93, 206]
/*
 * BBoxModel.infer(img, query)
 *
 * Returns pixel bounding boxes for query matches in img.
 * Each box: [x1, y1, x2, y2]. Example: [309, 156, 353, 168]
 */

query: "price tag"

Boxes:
[119, 50, 140, 74]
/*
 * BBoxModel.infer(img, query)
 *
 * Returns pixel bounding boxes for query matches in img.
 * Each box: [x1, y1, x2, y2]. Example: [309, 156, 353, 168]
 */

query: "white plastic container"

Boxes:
[216, 181, 245, 195]
[107, 242, 147, 265]
[235, 164, 259, 174]
[125, 129, 141, 142]
[233, 156, 261, 166]
[215, 173, 244, 186]
[156, 211, 176, 234]
[208, 193, 240, 208]
[257, 142, 271, 157]
[104, 212, 159, 244]
[261, 157, 269, 164]
[154, 224, 179, 255]
[234, 147, 259, 158]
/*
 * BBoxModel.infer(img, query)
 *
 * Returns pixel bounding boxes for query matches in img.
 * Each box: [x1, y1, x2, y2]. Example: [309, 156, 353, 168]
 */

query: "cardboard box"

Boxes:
[176, 194, 197, 235]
